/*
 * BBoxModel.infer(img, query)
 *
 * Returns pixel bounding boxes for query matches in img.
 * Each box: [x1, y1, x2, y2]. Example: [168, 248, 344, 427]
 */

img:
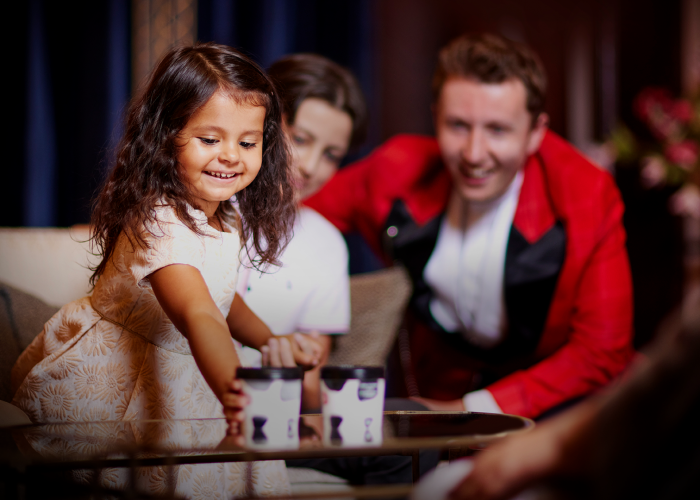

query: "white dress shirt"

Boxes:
[423, 171, 523, 412]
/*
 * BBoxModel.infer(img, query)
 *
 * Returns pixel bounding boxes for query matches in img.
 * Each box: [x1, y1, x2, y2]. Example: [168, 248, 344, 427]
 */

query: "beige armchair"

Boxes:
[329, 265, 412, 368]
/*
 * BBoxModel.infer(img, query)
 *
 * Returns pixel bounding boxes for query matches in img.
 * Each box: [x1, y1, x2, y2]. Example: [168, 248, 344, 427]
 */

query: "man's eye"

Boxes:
[199, 137, 218, 145]
[240, 142, 257, 149]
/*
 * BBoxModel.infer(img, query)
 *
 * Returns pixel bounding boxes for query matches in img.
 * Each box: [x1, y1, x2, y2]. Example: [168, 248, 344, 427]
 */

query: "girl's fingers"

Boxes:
[224, 408, 246, 422]
[268, 337, 282, 367]
[279, 337, 296, 367]
[222, 392, 249, 409]
[229, 378, 243, 392]
[293, 333, 321, 365]
[261, 345, 270, 366]
[293, 333, 315, 356]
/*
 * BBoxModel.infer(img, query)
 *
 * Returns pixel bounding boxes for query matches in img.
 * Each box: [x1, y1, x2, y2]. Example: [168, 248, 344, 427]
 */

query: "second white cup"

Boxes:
[320, 366, 385, 447]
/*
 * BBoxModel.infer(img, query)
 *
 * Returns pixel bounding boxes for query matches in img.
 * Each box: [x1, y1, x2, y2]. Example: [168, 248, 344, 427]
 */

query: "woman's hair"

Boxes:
[432, 33, 547, 125]
[90, 42, 294, 285]
[268, 54, 368, 149]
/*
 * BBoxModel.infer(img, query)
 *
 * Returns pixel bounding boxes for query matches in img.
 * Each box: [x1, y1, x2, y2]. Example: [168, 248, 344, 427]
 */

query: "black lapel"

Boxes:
[382, 199, 567, 364]
[503, 222, 567, 353]
[382, 199, 444, 332]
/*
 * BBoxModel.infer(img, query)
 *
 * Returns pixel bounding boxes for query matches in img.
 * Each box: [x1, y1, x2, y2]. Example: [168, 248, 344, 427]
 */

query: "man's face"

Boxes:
[434, 77, 547, 203]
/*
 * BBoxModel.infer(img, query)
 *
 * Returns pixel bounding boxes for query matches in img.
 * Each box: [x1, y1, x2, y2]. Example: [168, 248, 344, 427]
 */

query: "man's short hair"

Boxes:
[432, 33, 547, 121]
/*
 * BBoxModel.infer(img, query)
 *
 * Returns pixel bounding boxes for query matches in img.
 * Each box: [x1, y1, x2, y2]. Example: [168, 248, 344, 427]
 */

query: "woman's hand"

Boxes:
[261, 332, 323, 369]
[222, 378, 250, 444]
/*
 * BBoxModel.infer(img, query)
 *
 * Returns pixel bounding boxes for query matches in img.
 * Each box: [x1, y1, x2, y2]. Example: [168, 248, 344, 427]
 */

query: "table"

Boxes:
[0, 411, 532, 499]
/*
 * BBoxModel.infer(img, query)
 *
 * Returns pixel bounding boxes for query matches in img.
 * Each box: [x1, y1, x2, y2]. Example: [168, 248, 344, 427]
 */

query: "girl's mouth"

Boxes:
[205, 171, 237, 179]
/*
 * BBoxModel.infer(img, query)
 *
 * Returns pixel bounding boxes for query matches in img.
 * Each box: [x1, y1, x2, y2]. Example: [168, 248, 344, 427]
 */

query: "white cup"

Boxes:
[237, 367, 303, 450]
[320, 366, 385, 447]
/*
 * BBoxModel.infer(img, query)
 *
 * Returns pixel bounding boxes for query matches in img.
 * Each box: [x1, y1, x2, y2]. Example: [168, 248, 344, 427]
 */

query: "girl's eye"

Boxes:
[199, 137, 218, 145]
[240, 142, 257, 149]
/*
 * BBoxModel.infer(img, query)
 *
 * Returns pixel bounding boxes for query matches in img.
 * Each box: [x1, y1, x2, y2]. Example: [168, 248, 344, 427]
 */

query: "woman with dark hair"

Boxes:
[237, 53, 368, 410]
[11, 43, 316, 497]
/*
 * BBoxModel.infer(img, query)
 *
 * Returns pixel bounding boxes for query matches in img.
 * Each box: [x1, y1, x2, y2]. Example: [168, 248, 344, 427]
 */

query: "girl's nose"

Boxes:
[220, 143, 239, 164]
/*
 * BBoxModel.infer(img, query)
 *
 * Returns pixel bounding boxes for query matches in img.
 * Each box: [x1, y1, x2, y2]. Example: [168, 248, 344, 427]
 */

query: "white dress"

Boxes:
[11, 203, 291, 498]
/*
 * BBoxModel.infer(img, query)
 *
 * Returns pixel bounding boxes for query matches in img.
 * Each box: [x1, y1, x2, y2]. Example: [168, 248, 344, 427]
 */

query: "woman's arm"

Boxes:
[150, 264, 241, 404]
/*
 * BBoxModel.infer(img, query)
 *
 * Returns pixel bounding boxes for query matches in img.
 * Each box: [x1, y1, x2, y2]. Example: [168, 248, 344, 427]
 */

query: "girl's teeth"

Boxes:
[208, 172, 235, 178]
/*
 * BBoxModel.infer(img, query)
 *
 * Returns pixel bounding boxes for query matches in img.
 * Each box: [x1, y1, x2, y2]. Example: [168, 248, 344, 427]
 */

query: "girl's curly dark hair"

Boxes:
[90, 42, 295, 285]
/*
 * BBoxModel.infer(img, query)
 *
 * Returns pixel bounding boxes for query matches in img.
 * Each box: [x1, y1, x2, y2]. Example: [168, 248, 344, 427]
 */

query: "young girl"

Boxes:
[11, 43, 315, 497]
[236, 53, 368, 410]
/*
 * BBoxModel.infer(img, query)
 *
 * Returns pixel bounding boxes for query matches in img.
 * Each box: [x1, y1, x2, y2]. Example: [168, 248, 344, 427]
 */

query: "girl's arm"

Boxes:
[226, 292, 274, 350]
[150, 264, 241, 403]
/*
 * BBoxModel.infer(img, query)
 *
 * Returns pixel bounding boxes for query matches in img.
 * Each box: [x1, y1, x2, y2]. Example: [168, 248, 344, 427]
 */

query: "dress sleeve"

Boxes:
[126, 209, 207, 288]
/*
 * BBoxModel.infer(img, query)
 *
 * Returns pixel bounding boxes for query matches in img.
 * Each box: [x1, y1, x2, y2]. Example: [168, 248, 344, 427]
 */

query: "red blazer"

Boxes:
[307, 132, 634, 418]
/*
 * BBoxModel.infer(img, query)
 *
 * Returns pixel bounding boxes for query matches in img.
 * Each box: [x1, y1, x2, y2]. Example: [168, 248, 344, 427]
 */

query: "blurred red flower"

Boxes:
[665, 141, 699, 170]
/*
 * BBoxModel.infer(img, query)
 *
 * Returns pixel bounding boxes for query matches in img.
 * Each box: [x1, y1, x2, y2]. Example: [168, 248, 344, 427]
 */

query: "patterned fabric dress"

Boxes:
[11, 203, 291, 498]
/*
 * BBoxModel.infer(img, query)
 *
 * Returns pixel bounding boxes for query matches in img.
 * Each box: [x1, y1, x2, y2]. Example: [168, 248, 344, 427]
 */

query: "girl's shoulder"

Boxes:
[149, 202, 205, 231]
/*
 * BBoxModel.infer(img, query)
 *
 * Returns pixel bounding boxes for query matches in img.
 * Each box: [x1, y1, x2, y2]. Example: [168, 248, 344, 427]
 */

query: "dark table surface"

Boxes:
[0, 411, 533, 470]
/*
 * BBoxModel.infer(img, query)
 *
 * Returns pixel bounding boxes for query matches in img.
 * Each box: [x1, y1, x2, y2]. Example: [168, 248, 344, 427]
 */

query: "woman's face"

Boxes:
[287, 98, 353, 202]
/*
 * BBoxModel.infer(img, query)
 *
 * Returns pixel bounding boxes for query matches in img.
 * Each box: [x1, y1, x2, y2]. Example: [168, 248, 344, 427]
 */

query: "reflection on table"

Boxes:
[1, 411, 533, 498]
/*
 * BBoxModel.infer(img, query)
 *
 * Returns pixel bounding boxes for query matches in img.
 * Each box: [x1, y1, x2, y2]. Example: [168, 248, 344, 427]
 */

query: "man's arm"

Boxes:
[488, 176, 635, 418]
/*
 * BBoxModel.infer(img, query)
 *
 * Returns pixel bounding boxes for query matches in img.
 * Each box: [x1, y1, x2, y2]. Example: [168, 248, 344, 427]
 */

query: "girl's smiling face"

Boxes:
[177, 90, 266, 218]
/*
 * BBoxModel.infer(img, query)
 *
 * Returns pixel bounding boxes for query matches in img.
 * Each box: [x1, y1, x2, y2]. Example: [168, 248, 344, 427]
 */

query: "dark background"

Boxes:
[4, 0, 687, 347]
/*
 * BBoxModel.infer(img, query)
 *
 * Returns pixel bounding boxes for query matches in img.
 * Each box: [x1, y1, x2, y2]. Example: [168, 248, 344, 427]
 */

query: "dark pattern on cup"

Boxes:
[324, 379, 347, 391]
[252, 416, 268, 443]
[358, 381, 378, 401]
[330, 415, 343, 444]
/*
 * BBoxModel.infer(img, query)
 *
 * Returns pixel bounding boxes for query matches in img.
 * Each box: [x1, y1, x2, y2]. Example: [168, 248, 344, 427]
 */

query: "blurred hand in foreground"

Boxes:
[448, 398, 597, 500]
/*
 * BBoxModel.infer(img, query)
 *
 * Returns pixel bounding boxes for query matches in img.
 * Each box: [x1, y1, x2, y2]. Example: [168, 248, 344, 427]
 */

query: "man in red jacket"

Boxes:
[306, 33, 634, 419]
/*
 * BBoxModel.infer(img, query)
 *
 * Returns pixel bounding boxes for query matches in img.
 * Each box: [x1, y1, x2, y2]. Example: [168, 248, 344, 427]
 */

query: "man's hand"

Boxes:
[261, 332, 323, 369]
[411, 396, 466, 411]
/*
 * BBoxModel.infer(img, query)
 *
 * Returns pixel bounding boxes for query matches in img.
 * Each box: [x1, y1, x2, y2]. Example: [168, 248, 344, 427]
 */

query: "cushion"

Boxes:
[0, 281, 59, 402]
[329, 266, 412, 367]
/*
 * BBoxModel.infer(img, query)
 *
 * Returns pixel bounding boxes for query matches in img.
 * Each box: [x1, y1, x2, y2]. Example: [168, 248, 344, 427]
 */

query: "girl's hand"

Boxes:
[222, 378, 249, 444]
[261, 332, 323, 369]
